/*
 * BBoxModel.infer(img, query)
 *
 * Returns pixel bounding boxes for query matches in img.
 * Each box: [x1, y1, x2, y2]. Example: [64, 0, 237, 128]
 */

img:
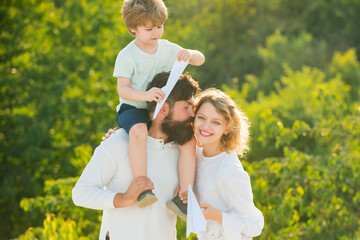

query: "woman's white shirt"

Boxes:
[195, 147, 264, 240]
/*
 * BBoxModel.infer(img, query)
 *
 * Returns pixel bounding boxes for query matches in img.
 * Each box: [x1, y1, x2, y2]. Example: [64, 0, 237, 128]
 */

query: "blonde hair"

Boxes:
[194, 88, 250, 156]
[122, 0, 168, 35]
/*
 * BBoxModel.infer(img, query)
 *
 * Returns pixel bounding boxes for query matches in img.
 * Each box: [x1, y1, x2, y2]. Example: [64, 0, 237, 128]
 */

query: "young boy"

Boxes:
[113, 0, 205, 219]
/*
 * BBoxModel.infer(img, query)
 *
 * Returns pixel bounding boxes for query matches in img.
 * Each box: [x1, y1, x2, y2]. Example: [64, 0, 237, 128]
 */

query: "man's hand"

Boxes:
[200, 202, 222, 224]
[113, 176, 154, 208]
[101, 127, 118, 142]
[145, 87, 164, 103]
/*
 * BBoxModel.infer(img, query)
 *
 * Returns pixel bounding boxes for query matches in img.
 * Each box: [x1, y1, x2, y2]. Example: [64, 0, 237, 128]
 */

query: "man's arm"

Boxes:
[72, 146, 119, 210]
[72, 143, 154, 209]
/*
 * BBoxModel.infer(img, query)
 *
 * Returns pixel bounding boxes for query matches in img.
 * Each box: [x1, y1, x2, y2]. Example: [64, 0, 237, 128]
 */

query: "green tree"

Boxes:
[229, 50, 360, 239]
[1, 0, 124, 237]
[17, 177, 100, 239]
[329, 48, 360, 101]
[254, 29, 327, 95]
[165, 0, 261, 88]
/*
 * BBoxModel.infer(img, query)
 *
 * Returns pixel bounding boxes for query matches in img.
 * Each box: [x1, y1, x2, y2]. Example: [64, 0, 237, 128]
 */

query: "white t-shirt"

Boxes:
[195, 147, 264, 240]
[113, 39, 182, 111]
[72, 129, 180, 240]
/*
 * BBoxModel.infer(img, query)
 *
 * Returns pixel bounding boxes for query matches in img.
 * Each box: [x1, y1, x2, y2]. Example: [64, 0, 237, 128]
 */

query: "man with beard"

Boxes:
[72, 72, 200, 240]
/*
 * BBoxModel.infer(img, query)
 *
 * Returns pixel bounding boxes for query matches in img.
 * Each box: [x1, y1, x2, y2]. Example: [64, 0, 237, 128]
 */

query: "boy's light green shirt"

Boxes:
[113, 39, 182, 111]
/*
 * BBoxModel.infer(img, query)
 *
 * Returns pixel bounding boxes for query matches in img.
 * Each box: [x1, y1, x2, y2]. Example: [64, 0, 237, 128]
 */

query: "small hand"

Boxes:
[145, 87, 164, 103]
[101, 127, 118, 142]
[177, 49, 192, 62]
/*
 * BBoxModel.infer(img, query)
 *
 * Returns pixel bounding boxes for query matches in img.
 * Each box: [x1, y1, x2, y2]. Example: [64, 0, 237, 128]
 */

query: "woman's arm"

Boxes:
[216, 158, 264, 239]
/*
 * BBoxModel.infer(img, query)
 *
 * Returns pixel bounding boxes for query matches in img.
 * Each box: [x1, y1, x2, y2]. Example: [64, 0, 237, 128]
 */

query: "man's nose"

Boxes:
[188, 108, 195, 117]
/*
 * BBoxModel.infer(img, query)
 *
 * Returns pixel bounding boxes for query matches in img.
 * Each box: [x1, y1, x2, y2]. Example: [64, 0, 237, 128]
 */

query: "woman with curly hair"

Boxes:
[191, 88, 264, 240]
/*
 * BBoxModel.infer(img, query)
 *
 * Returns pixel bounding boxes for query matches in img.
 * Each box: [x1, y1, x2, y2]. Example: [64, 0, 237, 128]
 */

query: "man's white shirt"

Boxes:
[72, 129, 180, 240]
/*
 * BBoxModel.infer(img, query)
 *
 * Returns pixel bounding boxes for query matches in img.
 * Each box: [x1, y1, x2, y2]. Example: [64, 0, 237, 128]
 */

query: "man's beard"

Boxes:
[161, 116, 194, 146]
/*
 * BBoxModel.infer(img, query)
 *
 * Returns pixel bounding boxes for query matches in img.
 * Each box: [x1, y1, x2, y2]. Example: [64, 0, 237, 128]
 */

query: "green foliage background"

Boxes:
[1, 0, 359, 239]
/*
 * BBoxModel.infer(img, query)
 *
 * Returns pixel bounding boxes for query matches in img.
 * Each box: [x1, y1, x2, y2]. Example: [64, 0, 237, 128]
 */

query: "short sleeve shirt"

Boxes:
[113, 39, 182, 110]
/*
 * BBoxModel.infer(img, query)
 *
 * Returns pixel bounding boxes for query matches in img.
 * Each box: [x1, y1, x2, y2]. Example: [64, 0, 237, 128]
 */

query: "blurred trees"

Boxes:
[1, 0, 359, 239]
[239, 49, 360, 238]
[1, 0, 122, 237]
[17, 177, 100, 239]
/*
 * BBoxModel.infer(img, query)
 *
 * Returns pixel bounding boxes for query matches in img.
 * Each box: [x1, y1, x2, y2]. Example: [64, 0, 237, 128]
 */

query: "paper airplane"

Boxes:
[186, 185, 207, 238]
[152, 60, 189, 120]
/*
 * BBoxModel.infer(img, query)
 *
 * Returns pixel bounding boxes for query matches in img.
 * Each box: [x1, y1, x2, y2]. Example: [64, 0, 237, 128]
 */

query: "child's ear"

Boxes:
[129, 27, 136, 35]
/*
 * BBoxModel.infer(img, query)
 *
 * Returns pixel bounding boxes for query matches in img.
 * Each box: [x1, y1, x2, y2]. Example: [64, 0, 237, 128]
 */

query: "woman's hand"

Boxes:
[200, 202, 222, 224]
[101, 127, 118, 141]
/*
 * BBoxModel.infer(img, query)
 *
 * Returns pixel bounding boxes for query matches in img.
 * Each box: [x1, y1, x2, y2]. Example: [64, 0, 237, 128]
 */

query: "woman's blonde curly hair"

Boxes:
[194, 88, 250, 157]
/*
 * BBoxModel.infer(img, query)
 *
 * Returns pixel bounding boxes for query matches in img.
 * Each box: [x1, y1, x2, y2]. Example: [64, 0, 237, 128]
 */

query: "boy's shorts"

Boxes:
[116, 103, 151, 133]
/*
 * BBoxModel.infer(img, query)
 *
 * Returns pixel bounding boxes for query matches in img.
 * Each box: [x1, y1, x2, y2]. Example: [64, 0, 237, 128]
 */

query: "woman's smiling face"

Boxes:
[194, 101, 229, 149]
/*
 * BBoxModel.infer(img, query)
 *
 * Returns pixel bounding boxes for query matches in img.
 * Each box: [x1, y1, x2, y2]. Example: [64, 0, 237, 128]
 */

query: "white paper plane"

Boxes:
[186, 185, 207, 238]
[152, 60, 189, 120]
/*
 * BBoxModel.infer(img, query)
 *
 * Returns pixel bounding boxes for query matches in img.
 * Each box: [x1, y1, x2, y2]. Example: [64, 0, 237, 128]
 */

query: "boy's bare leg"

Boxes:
[166, 137, 196, 221]
[178, 137, 196, 194]
[129, 123, 158, 207]
[129, 123, 148, 178]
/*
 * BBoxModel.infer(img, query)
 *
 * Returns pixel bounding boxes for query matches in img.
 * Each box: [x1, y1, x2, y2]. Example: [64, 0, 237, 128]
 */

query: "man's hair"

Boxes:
[122, 0, 168, 35]
[147, 72, 200, 114]
[194, 88, 250, 156]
